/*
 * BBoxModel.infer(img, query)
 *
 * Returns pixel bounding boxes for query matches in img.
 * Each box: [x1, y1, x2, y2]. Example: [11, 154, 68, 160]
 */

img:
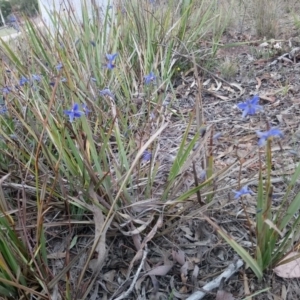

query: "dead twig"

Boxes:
[186, 259, 244, 300]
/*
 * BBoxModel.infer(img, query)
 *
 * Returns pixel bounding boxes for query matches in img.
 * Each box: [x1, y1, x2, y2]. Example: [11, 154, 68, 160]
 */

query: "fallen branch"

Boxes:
[186, 259, 244, 300]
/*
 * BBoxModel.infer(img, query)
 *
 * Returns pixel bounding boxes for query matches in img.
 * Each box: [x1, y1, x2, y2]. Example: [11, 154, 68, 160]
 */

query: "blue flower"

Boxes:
[150, 111, 156, 120]
[49, 77, 67, 86]
[19, 76, 29, 86]
[200, 170, 207, 181]
[82, 104, 91, 115]
[144, 71, 156, 85]
[106, 53, 118, 61]
[237, 95, 262, 118]
[8, 14, 17, 23]
[31, 74, 41, 82]
[256, 128, 283, 147]
[63, 103, 84, 122]
[91, 77, 97, 82]
[105, 53, 118, 69]
[234, 186, 254, 199]
[56, 63, 63, 71]
[142, 150, 152, 162]
[99, 88, 115, 99]
[0, 105, 7, 115]
[2, 86, 11, 94]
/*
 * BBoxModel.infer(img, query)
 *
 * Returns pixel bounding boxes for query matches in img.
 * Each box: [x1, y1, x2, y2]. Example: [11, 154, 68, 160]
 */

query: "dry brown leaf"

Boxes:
[170, 276, 190, 299]
[192, 264, 199, 283]
[88, 204, 112, 273]
[127, 215, 163, 279]
[145, 264, 173, 276]
[140, 214, 163, 248]
[47, 252, 66, 259]
[172, 249, 186, 266]
[281, 284, 287, 300]
[260, 94, 275, 102]
[132, 227, 142, 250]
[179, 283, 188, 294]
[256, 77, 262, 90]
[216, 290, 235, 300]
[180, 261, 189, 276]
[230, 82, 244, 94]
[264, 219, 283, 237]
[208, 91, 229, 100]
[103, 270, 116, 293]
[118, 213, 154, 236]
[181, 272, 188, 284]
[274, 252, 300, 278]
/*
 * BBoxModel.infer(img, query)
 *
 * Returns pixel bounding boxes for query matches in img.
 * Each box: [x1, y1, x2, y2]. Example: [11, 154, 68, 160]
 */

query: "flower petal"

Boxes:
[250, 95, 259, 105]
[72, 103, 80, 111]
[237, 102, 247, 110]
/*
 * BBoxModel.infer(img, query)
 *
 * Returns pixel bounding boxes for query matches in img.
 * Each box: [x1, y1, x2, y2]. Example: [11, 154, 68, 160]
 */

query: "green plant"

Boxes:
[206, 120, 300, 280]
[219, 57, 238, 80]
[0, 0, 228, 297]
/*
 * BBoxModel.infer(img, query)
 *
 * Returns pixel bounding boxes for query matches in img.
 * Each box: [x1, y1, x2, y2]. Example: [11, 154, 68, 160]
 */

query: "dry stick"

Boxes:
[113, 248, 148, 300]
[192, 52, 204, 129]
[186, 259, 244, 300]
[192, 162, 203, 206]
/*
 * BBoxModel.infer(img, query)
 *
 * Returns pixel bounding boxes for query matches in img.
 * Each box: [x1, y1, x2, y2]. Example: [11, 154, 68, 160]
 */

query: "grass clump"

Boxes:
[0, 0, 230, 298]
[251, 0, 281, 38]
[0, 0, 299, 297]
[219, 57, 238, 80]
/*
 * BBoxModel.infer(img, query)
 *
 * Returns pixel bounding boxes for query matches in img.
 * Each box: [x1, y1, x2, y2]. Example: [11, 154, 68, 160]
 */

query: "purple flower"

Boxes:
[49, 77, 67, 86]
[106, 53, 118, 61]
[256, 128, 283, 147]
[56, 63, 63, 71]
[142, 150, 152, 162]
[234, 186, 254, 199]
[105, 53, 118, 69]
[31, 74, 41, 82]
[150, 111, 156, 120]
[19, 76, 29, 86]
[63, 103, 84, 122]
[144, 71, 156, 85]
[82, 104, 91, 115]
[0, 105, 7, 115]
[2, 86, 11, 95]
[8, 14, 17, 23]
[99, 88, 115, 99]
[200, 170, 207, 181]
[237, 95, 262, 118]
